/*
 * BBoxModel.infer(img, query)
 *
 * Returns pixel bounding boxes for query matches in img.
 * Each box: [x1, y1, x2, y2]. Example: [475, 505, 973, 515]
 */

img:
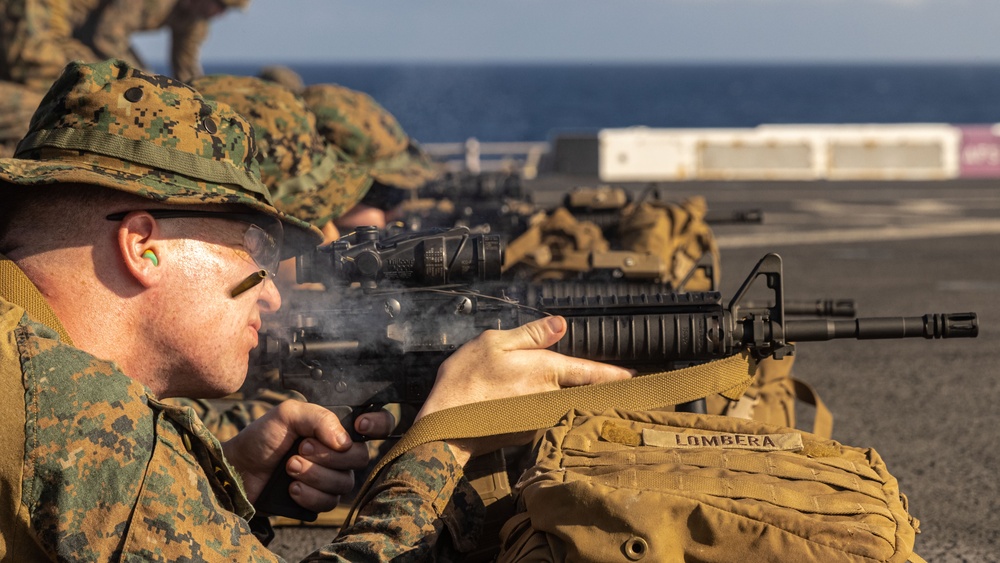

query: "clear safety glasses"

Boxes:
[105, 209, 284, 276]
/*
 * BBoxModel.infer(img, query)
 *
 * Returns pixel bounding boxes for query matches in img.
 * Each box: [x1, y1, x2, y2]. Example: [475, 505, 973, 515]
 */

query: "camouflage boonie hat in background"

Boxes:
[257, 65, 304, 94]
[0, 59, 323, 256]
[191, 74, 372, 227]
[301, 83, 442, 190]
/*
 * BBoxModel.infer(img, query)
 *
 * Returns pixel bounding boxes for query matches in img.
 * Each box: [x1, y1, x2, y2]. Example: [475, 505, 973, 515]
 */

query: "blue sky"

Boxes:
[132, 0, 1000, 64]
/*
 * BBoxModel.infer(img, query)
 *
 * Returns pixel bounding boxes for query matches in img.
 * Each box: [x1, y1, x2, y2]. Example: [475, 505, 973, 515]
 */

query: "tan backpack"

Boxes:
[617, 196, 721, 292]
[503, 207, 610, 280]
[496, 409, 923, 563]
[502, 194, 720, 292]
[349, 355, 921, 563]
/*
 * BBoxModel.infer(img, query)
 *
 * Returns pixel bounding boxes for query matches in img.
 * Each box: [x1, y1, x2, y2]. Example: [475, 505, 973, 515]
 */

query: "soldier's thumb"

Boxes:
[504, 316, 567, 351]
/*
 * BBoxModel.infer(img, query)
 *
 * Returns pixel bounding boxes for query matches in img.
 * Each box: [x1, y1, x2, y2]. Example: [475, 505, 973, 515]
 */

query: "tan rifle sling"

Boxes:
[346, 351, 758, 525]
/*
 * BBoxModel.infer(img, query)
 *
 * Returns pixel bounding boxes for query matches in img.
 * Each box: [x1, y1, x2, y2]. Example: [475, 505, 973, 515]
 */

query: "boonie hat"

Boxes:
[0, 59, 323, 256]
[191, 74, 373, 227]
[301, 83, 442, 190]
[256, 65, 304, 94]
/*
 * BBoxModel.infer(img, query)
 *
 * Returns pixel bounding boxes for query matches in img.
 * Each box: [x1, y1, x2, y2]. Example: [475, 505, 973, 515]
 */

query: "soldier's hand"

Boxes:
[417, 316, 633, 463]
[335, 203, 387, 231]
[222, 400, 394, 512]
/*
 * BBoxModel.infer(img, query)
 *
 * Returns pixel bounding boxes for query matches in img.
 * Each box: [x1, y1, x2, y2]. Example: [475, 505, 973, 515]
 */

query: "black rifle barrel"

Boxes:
[784, 313, 979, 341]
[547, 311, 978, 366]
[703, 208, 764, 225]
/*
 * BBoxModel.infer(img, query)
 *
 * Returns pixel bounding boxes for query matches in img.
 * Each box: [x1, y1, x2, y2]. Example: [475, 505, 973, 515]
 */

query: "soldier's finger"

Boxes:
[495, 316, 567, 351]
[355, 409, 396, 439]
[288, 480, 344, 515]
[296, 440, 371, 471]
[546, 353, 634, 388]
[279, 401, 353, 452]
[287, 454, 356, 502]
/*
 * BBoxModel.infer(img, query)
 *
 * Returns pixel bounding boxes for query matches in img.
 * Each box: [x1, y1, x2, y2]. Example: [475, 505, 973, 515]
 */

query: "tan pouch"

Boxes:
[498, 409, 921, 563]
[504, 208, 610, 280]
[618, 196, 721, 291]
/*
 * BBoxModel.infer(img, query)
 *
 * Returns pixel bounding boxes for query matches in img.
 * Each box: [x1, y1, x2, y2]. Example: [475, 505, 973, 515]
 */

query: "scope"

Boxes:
[296, 226, 504, 289]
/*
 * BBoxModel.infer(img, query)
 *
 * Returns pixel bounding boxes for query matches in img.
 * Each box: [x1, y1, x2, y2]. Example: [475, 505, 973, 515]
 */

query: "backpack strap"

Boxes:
[791, 377, 834, 439]
[0, 255, 73, 345]
[347, 351, 758, 525]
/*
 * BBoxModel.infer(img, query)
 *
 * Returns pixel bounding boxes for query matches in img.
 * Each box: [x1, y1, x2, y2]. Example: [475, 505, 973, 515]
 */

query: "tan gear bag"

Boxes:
[496, 409, 923, 563]
[617, 196, 721, 291]
[504, 207, 610, 280]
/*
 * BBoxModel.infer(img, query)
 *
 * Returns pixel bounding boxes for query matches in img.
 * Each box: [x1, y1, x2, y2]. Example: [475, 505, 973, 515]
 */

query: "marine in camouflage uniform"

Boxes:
[0, 59, 486, 560]
[0, 0, 247, 90]
[302, 82, 444, 228]
[184, 77, 412, 530]
[193, 74, 374, 231]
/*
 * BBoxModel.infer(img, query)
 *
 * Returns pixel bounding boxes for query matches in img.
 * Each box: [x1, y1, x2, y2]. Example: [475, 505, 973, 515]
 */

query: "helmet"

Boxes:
[256, 65, 304, 94]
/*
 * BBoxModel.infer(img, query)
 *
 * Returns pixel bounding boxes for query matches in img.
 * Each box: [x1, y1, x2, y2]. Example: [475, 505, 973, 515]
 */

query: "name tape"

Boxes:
[643, 429, 804, 452]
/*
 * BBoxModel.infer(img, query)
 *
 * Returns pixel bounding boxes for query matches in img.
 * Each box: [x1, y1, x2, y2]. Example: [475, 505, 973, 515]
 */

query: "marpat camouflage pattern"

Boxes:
[302, 83, 442, 190]
[192, 74, 373, 227]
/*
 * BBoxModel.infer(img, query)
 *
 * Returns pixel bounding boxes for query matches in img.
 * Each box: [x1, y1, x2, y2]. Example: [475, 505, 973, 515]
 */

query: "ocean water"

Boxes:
[203, 63, 1000, 143]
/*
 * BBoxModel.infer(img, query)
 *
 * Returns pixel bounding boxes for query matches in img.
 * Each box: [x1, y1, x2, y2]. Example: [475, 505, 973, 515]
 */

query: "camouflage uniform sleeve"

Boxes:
[167, 12, 208, 83]
[81, 0, 147, 69]
[305, 442, 486, 561]
[0, 0, 99, 90]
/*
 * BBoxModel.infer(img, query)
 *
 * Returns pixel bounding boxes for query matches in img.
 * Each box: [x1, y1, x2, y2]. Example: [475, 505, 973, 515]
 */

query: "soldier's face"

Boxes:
[151, 218, 281, 398]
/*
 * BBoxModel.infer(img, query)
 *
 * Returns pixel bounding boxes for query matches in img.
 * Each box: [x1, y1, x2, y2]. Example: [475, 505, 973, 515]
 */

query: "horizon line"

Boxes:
[190, 58, 1000, 67]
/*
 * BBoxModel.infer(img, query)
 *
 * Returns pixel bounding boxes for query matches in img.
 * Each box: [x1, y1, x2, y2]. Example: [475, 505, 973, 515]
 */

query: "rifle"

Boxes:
[255, 227, 976, 415]
[392, 170, 535, 236]
[395, 173, 763, 238]
[476, 280, 857, 318]
[743, 298, 857, 318]
[252, 226, 977, 519]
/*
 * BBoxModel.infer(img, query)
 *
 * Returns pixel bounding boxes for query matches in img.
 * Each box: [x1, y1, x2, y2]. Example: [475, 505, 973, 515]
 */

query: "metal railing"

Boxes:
[422, 138, 549, 179]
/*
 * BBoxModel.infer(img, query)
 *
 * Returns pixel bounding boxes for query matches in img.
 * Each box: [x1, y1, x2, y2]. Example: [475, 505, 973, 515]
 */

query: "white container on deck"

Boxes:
[592, 124, 961, 182]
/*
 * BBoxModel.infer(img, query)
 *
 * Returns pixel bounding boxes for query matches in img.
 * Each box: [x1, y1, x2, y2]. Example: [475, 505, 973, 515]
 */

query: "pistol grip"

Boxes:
[254, 405, 379, 521]
[255, 437, 319, 522]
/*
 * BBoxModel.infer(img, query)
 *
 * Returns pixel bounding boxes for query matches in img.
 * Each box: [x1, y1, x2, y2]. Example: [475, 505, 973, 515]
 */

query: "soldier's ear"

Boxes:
[115, 211, 164, 289]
